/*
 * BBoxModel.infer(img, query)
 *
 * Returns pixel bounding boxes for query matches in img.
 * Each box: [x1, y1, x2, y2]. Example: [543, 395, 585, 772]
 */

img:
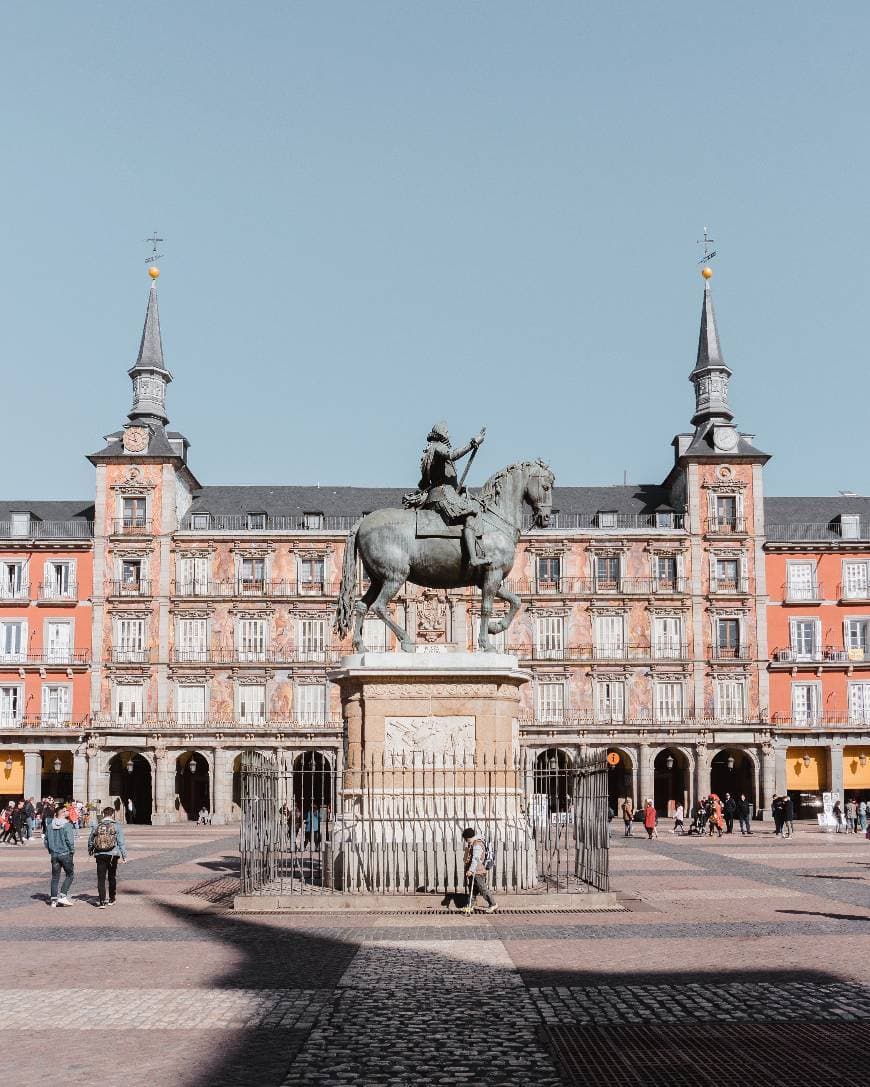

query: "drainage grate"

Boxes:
[540, 1021, 870, 1086]
[234, 904, 623, 916]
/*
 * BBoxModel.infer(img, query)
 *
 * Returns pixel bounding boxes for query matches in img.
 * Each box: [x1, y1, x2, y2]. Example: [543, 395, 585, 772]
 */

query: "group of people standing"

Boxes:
[620, 792, 754, 839]
[832, 797, 868, 833]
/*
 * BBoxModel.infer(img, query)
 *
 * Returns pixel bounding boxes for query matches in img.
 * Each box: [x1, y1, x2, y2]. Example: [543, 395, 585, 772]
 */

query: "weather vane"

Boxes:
[144, 231, 164, 265]
[697, 226, 717, 264]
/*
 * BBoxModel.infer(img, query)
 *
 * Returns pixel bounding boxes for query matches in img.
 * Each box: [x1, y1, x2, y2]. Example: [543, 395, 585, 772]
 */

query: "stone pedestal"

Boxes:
[327, 652, 535, 892]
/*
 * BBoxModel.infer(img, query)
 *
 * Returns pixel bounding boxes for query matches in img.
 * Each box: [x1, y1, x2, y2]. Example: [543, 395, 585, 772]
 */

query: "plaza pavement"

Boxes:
[1, 821, 869, 1086]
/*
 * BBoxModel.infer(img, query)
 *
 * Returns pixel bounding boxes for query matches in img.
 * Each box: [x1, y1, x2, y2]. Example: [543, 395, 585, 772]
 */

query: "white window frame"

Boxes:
[296, 682, 327, 722]
[237, 617, 267, 662]
[10, 512, 30, 537]
[237, 554, 267, 593]
[715, 678, 745, 723]
[45, 619, 73, 663]
[176, 617, 208, 662]
[790, 617, 821, 661]
[844, 617, 870, 661]
[177, 683, 207, 725]
[593, 553, 622, 591]
[362, 617, 388, 652]
[0, 618, 27, 663]
[238, 682, 267, 724]
[536, 681, 565, 722]
[44, 559, 76, 599]
[114, 683, 144, 724]
[840, 513, 860, 540]
[177, 553, 210, 595]
[189, 513, 211, 530]
[0, 559, 27, 601]
[0, 684, 24, 724]
[655, 681, 684, 724]
[653, 552, 679, 588]
[119, 495, 148, 528]
[842, 560, 869, 600]
[299, 617, 328, 660]
[786, 560, 818, 601]
[791, 682, 821, 726]
[114, 617, 146, 662]
[848, 681, 870, 724]
[42, 683, 72, 723]
[595, 678, 625, 723]
[653, 616, 683, 659]
[475, 615, 506, 653]
[299, 556, 325, 592]
[303, 512, 324, 530]
[534, 616, 564, 659]
[593, 614, 625, 659]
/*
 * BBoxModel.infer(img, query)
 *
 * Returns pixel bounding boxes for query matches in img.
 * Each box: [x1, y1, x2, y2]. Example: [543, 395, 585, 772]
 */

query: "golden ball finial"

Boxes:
[701, 266, 713, 280]
[148, 265, 160, 280]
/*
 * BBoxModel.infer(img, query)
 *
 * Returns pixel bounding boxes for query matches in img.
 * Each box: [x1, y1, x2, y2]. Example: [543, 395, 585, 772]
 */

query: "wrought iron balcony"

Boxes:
[767, 520, 870, 543]
[505, 576, 689, 597]
[0, 714, 88, 729]
[0, 519, 93, 540]
[172, 579, 339, 599]
[710, 577, 750, 595]
[109, 580, 152, 598]
[510, 643, 689, 663]
[520, 512, 685, 531]
[89, 710, 343, 729]
[710, 645, 750, 660]
[37, 581, 78, 603]
[170, 647, 341, 665]
[771, 645, 866, 666]
[109, 649, 151, 664]
[111, 519, 152, 536]
[518, 711, 753, 729]
[838, 583, 870, 602]
[783, 581, 823, 603]
[0, 584, 29, 603]
[708, 517, 747, 535]
[0, 649, 90, 667]
[179, 514, 357, 532]
[772, 711, 870, 728]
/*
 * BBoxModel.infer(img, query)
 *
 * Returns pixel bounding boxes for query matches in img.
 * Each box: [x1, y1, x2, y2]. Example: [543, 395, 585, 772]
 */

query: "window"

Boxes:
[120, 559, 142, 592]
[239, 683, 267, 724]
[246, 513, 266, 530]
[848, 682, 870, 724]
[655, 554, 677, 587]
[842, 561, 869, 600]
[714, 495, 737, 530]
[537, 682, 565, 721]
[716, 679, 745, 722]
[121, 497, 146, 529]
[790, 618, 820, 660]
[297, 683, 326, 721]
[596, 679, 625, 723]
[536, 556, 561, 591]
[845, 619, 870, 661]
[42, 685, 71, 723]
[595, 555, 620, 590]
[177, 618, 207, 662]
[300, 557, 325, 593]
[177, 554, 210, 595]
[10, 512, 30, 537]
[534, 616, 564, 659]
[714, 557, 739, 591]
[654, 616, 682, 658]
[177, 684, 206, 724]
[115, 684, 143, 723]
[190, 513, 211, 530]
[840, 513, 860, 540]
[791, 683, 820, 725]
[0, 560, 26, 600]
[655, 682, 683, 723]
[237, 618, 267, 661]
[655, 511, 675, 528]
[299, 618, 327, 659]
[362, 617, 387, 652]
[0, 620, 26, 662]
[787, 562, 817, 601]
[303, 512, 324, 530]
[593, 614, 624, 658]
[716, 618, 740, 658]
[238, 556, 265, 593]
[476, 616, 506, 652]
[597, 511, 617, 529]
[45, 621, 72, 663]
[0, 686, 22, 724]
[45, 560, 74, 598]
[115, 618, 146, 662]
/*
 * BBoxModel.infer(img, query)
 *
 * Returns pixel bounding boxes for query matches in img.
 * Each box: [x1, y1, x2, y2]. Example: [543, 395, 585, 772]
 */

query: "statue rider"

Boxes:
[403, 421, 488, 568]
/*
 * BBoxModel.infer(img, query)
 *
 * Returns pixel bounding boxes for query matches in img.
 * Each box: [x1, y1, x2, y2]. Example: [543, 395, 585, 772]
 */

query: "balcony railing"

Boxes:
[109, 580, 153, 597]
[771, 645, 866, 665]
[767, 521, 870, 543]
[0, 714, 88, 729]
[172, 579, 339, 598]
[708, 517, 747, 535]
[90, 711, 343, 729]
[170, 647, 341, 665]
[783, 581, 822, 602]
[179, 514, 357, 532]
[518, 711, 752, 728]
[710, 578, 750, 594]
[520, 512, 685, 531]
[111, 519, 152, 536]
[711, 645, 750, 660]
[109, 649, 151, 664]
[839, 583, 870, 601]
[0, 650, 90, 666]
[0, 584, 29, 602]
[504, 577, 688, 597]
[510, 643, 689, 662]
[772, 712, 870, 728]
[0, 519, 93, 540]
[37, 581, 78, 603]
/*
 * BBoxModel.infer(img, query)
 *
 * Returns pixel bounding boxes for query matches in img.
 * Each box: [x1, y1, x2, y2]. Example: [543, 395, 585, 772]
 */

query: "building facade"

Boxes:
[1, 266, 868, 820]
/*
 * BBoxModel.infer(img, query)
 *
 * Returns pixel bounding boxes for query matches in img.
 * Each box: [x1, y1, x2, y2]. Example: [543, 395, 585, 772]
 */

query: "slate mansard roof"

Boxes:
[0, 500, 95, 522]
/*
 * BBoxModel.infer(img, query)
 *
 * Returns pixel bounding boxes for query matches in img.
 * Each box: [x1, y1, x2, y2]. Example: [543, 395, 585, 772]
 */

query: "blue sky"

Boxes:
[1, 2, 867, 498]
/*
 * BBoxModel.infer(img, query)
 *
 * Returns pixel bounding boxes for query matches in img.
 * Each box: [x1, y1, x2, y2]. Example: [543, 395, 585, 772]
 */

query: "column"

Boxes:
[696, 745, 711, 801]
[830, 742, 844, 800]
[774, 745, 787, 798]
[72, 748, 88, 803]
[23, 750, 42, 799]
[761, 743, 776, 820]
[211, 747, 230, 825]
[637, 743, 651, 806]
[152, 746, 167, 822]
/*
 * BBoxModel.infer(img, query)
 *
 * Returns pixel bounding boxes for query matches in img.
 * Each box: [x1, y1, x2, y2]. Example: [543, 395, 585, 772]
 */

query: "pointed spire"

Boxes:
[689, 272, 733, 427]
[131, 282, 166, 375]
[127, 269, 172, 426]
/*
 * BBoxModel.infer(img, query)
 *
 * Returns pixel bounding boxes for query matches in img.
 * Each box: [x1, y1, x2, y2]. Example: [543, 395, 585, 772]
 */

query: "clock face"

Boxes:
[123, 427, 148, 453]
[714, 426, 738, 453]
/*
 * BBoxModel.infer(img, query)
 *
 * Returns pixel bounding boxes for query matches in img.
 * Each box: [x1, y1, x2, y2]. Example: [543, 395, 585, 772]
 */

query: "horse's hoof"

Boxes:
[400, 642, 414, 654]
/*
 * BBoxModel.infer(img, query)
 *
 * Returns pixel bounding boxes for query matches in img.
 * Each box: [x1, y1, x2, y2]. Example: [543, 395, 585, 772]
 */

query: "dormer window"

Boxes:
[655, 511, 674, 528]
[10, 512, 30, 537]
[190, 513, 211, 530]
[246, 513, 266, 530]
[840, 513, 860, 540]
[597, 511, 617, 529]
[303, 512, 324, 530]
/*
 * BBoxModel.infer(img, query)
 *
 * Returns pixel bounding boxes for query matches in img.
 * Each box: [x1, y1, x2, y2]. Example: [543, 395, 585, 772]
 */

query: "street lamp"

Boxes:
[802, 753, 811, 768]
[188, 758, 197, 774]
[4, 756, 12, 773]
[859, 752, 868, 768]
[665, 755, 674, 771]
[52, 757, 62, 773]
[126, 757, 134, 774]
[726, 755, 735, 771]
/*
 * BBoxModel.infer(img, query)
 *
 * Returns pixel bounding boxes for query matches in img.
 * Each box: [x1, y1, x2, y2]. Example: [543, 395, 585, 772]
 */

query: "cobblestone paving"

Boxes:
[1, 824, 869, 1086]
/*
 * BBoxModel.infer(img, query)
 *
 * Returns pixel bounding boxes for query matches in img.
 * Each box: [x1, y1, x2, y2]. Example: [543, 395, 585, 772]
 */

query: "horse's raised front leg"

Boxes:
[490, 581, 521, 637]
[351, 580, 380, 653]
[370, 576, 415, 654]
[477, 570, 504, 652]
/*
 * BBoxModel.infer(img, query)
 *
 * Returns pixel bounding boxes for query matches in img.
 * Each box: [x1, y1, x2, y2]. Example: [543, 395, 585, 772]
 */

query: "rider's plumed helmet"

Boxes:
[427, 420, 450, 442]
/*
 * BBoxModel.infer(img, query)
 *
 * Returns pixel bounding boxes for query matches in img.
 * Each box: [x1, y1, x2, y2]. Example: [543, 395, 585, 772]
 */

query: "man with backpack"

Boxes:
[461, 826, 498, 914]
[87, 806, 128, 908]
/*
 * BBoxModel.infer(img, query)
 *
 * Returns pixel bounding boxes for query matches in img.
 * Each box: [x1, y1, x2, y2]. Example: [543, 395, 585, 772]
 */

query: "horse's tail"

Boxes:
[334, 520, 361, 639]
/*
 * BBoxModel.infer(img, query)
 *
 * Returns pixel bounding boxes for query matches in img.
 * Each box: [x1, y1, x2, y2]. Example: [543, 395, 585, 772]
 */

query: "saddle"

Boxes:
[415, 509, 462, 539]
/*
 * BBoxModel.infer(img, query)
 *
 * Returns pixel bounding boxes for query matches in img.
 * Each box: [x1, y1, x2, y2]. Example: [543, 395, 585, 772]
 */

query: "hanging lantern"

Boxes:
[126, 757, 134, 774]
[4, 756, 12, 772]
[859, 752, 867, 768]
[665, 755, 674, 770]
[188, 758, 198, 774]
[726, 755, 735, 771]
[802, 752, 811, 768]
[53, 757, 62, 773]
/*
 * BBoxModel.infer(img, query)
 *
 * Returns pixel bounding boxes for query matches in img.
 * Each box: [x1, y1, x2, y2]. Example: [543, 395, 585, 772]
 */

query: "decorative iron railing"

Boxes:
[0, 520, 93, 540]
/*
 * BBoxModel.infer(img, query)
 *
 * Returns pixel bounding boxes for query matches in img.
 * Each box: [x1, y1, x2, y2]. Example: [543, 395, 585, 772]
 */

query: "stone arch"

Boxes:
[606, 746, 635, 812]
[652, 745, 692, 816]
[107, 751, 153, 824]
[533, 747, 574, 814]
[710, 746, 757, 814]
[175, 750, 211, 822]
[290, 751, 335, 844]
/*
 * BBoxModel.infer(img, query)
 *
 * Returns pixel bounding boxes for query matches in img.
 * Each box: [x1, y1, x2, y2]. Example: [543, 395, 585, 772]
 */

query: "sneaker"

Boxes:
[106, 899, 116, 906]
[96, 902, 107, 910]
[485, 903, 499, 914]
[56, 896, 74, 907]
[49, 899, 58, 908]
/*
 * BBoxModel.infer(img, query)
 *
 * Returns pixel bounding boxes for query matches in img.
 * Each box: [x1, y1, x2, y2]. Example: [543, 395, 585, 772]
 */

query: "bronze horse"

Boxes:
[335, 459, 554, 652]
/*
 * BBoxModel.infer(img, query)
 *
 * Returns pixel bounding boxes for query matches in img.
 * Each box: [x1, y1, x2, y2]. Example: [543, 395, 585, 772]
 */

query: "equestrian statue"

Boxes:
[335, 422, 554, 653]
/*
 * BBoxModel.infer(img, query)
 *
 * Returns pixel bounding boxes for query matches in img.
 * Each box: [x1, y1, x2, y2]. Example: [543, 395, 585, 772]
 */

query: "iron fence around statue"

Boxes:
[239, 747, 608, 897]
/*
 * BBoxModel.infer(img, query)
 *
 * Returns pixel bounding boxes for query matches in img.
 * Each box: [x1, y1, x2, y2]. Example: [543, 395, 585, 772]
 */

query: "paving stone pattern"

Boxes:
[2, 825, 869, 1086]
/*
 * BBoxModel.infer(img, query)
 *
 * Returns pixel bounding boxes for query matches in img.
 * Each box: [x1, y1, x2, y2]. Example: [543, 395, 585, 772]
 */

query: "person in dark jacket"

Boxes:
[44, 803, 77, 906]
[771, 795, 786, 836]
[735, 793, 753, 835]
[723, 793, 736, 834]
[87, 806, 128, 908]
[783, 795, 795, 836]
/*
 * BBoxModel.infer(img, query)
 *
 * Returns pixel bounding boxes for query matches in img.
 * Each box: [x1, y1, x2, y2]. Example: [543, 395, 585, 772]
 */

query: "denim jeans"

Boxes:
[50, 853, 75, 899]
[25, 817, 34, 839]
[738, 816, 752, 834]
[96, 855, 119, 903]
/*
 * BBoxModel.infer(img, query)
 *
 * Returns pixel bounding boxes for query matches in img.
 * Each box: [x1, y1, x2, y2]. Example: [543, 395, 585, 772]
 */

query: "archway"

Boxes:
[41, 750, 73, 802]
[108, 752, 153, 824]
[534, 748, 574, 816]
[291, 751, 334, 846]
[786, 746, 829, 819]
[653, 747, 689, 817]
[0, 750, 24, 805]
[606, 748, 634, 813]
[710, 748, 755, 816]
[175, 751, 210, 821]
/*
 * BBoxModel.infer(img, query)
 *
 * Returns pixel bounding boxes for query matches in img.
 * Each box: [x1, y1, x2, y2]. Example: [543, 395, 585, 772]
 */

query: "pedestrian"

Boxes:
[304, 806, 319, 847]
[461, 826, 497, 913]
[44, 802, 77, 907]
[673, 802, 684, 835]
[197, 806, 210, 826]
[771, 795, 785, 835]
[0, 802, 15, 845]
[707, 796, 723, 838]
[832, 799, 844, 832]
[845, 798, 857, 833]
[859, 799, 868, 833]
[783, 794, 795, 837]
[723, 793, 736, 834]
[87, 806, 128, 908]
[11, 801, 27, 845]
[621, 797, 634, 837]
[24, 797, 35, 840]
[736, 793, 753, 835]
[126, 797, 135, 824]
[643, 800, 657, 840]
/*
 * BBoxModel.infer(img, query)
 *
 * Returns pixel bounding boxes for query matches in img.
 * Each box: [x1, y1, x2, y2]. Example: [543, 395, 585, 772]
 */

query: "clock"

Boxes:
[713, 426, 738, 453]
[123, 427, 148, 453]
